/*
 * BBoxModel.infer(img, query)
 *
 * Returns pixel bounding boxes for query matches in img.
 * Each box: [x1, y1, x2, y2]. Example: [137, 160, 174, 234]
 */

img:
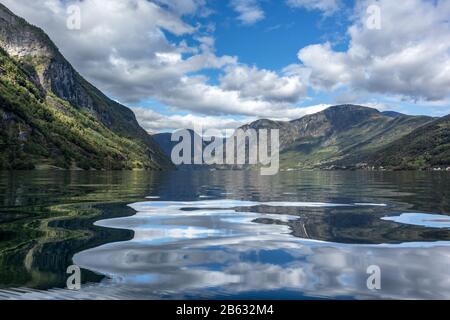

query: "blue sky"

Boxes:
[208, 1, 352, 69]
[3, 0, 450, 132]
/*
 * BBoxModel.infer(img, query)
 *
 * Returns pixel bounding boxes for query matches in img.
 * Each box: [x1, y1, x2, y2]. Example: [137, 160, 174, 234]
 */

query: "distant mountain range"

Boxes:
[0, 4, 171, 170]
[153, 105, 450, 170]
[153, 129, 208, 169]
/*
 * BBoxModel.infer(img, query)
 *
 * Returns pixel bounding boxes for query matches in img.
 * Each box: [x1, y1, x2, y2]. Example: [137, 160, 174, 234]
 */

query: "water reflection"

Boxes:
[383, 213, 450, 228]
[0, 171, 450, 299]
[69, 199, 450, 299]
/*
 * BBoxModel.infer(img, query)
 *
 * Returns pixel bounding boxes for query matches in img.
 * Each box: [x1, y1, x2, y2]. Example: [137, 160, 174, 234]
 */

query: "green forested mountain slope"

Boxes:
[364, 114, 450, 169]
[0, 4, 170, 170]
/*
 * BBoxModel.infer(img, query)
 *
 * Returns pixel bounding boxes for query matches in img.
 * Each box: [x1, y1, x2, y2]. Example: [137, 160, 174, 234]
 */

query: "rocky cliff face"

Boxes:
[0, 4, 61, 95]
[0, 4, 92, 106]
[0, 3, 171, 170]
[0, 6, 54, 57]
[0, 4, 146, 134]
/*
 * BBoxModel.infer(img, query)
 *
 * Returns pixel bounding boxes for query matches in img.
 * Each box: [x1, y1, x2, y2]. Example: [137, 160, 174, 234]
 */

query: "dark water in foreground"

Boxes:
[0, 170, 450, 299]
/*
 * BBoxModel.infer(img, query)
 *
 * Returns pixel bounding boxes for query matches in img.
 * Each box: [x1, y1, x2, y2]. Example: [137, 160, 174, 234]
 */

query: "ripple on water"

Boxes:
[4, 199, 450, 300]
[65, 200, 450, 299]
[382, 213, 450, 229]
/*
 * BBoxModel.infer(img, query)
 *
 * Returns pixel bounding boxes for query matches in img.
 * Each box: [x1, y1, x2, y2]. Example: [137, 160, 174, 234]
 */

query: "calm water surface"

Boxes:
[0, 170, 450, 299]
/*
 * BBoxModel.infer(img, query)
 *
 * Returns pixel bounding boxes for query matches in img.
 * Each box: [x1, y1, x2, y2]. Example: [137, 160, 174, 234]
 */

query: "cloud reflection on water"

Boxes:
[67, 200, 450, 299]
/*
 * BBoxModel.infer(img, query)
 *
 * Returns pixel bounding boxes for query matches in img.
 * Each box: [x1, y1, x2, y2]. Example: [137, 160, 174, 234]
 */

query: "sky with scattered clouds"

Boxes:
[2, 0, 450, 132]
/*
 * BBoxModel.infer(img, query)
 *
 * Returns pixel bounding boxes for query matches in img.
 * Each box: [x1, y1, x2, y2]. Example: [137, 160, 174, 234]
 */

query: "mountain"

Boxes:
[152, 129, 209, 166]
[152, 132, 178, 159]
[381, 111, 404, 118]
[152, 105, 434, 170]
[364, 114, 450, 169]
[239, 105, 433, 170]
[0, 4, 170, 170]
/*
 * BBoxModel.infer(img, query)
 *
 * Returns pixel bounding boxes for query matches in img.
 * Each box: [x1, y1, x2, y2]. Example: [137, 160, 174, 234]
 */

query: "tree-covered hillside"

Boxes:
[366, 115, 450, 170]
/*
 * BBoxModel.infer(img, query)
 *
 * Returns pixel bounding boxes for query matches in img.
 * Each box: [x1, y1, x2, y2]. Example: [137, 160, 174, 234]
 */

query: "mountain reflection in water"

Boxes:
[0, 170, 450, 299]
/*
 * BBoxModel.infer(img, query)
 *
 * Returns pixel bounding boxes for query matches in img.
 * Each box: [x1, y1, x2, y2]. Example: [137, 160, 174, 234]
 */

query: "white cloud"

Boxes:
[2, 0, 311, 122]
[153, 0, 209, 16]
[230, 0, 265, 25]
[297, 0, 450, 102]
[132, 108, 253, 132]
[298, 43, 351, 90]
[220, 65, 307, 103]
[286, 0, 340, 15]
[132, 104, 330, 133]
[5, 0, 448, 133]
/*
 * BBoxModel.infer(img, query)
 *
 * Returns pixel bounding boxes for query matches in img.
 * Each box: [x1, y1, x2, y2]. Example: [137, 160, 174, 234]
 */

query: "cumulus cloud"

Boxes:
[220, 65, 307, 103]
[298, 0, 450, 102]
[2, 0, 202, 96]
[2, 0, 311, 123]
[286, 0, 340, 15]
[230, 0, 265, 25]
[4, 0, 448, 133]
[132, 108, 252, 132]
[133, 104, 330, 133]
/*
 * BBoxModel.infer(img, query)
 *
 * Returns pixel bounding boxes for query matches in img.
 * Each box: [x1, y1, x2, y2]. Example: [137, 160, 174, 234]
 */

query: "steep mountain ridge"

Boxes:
[0, 4, 170, 170]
